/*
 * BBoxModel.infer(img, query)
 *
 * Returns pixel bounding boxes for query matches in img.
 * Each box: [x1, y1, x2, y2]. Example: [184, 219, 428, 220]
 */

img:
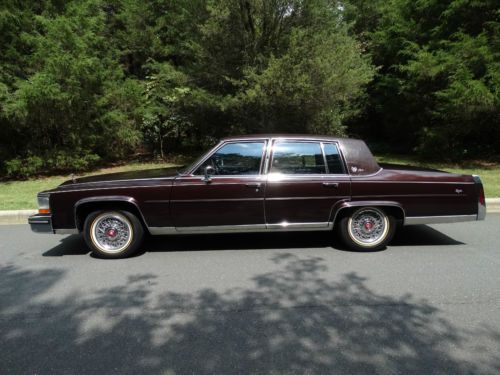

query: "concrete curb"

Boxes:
[486, 198, 500, 213]
[0, 210, 37, 225]
[1, 198, 499, 226]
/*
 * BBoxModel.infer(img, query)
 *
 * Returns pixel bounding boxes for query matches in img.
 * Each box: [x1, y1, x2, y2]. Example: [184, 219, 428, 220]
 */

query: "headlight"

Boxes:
[37, 194, 51, 214]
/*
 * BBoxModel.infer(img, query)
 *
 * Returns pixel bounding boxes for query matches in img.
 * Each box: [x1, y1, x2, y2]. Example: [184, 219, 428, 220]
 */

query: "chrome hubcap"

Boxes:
[90, 213, 133, 253]
[348, 208, 388, 246]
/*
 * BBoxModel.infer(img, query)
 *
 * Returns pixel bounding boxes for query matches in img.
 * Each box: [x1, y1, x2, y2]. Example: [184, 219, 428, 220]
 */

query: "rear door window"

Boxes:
[271, 142, 326, 174]
[323, 143, 345, 174]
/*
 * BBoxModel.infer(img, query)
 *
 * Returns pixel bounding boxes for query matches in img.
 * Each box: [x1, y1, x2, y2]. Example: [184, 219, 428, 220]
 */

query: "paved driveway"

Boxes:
[1, 216, 500, 374]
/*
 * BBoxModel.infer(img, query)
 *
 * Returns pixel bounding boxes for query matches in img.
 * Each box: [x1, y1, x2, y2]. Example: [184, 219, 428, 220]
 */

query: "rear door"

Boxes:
[264, 140, 350, 229]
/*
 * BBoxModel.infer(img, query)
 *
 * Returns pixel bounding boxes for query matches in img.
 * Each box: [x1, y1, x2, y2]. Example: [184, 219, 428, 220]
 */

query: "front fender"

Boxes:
[74, 195, 148, 230]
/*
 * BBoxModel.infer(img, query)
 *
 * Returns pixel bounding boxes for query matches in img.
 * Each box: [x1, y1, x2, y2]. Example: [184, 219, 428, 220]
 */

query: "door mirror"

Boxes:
[203, 165, 215, 182]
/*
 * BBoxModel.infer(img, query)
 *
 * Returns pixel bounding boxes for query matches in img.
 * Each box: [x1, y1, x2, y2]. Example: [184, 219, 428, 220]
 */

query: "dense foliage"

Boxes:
[345, 0, 499, 158]
[0, 0, 498, 177]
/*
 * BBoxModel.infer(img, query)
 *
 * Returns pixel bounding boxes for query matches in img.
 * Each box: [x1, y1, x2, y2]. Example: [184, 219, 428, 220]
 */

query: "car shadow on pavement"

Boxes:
[391, 225, 464, 246]
[144, 231, 341, 253]
[1, 254, 499, 374]
[42, 234, 90, 257]
[42, 224, 463, 257]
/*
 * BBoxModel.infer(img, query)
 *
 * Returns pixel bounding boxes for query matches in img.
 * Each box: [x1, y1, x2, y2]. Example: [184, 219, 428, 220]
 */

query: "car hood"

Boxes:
[60, 166, 182, 186]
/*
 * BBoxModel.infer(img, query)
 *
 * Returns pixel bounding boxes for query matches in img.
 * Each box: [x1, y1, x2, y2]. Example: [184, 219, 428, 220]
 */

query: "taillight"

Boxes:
[473, 175, 486, 206]
[479, 185, 485, 206]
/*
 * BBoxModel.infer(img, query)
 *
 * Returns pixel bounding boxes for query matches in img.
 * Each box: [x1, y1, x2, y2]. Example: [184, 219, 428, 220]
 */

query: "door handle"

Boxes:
[245, 182, 262, 189]
[322, 182, 339, 188]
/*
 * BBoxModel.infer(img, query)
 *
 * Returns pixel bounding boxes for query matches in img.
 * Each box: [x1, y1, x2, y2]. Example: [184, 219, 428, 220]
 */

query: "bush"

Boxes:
[3, 151, 101, 179]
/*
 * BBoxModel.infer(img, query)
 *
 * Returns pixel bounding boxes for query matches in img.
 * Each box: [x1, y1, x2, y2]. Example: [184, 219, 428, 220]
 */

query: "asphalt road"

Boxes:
[1, 216, 500, 375]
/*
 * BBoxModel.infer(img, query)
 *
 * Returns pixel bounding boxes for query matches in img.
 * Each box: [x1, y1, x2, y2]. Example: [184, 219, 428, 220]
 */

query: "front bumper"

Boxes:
[28, 214, 53, 233]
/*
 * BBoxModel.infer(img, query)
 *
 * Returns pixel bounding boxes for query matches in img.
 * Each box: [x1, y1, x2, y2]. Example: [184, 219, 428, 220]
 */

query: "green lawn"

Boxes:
[1, 156, 498, 211]
[0, 162, 176, 210]
[376, 154, 500, 198]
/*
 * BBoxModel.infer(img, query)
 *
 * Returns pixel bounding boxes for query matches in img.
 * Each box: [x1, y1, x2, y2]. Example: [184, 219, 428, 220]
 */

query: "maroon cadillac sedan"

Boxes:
[29, 135, 486, 258]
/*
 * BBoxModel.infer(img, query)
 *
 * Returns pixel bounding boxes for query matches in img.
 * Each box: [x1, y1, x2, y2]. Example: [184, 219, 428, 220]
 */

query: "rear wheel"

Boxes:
[83, 210, 144, 258]
[338, 207, 395, 251]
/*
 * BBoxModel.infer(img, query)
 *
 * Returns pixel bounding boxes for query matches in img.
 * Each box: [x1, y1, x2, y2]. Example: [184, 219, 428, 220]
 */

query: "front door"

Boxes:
[264, 140, 350, 229]
[171, 140, 267, 231]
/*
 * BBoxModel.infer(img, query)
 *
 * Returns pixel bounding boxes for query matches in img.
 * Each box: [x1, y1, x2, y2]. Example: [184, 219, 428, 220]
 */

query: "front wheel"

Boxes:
[337, 207, 395, 251]
[83, 210, 144, 258]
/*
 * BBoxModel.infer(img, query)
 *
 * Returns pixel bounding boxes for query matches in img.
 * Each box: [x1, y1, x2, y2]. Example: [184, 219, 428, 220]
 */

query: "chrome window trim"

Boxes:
[320, 142, 329, 174]
[404, 215, 477, 225]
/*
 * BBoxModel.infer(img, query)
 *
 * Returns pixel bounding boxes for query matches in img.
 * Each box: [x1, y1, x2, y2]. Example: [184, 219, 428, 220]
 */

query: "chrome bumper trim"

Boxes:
[28, 214, 53, 233]
[404, 215, 477, 225]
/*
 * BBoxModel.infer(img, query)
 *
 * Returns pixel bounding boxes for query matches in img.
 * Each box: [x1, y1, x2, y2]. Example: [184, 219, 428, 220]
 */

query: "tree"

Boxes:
[345, 0, 499, 158]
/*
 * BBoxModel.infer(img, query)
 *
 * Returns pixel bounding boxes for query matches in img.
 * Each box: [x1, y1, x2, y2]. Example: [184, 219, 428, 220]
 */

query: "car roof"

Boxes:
[221, 134, 351, 142]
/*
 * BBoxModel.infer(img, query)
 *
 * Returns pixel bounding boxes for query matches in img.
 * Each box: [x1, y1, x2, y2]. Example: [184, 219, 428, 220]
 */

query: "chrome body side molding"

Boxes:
[54, 228, 79, 235]
[148, 227, 178, 235]
[266, 222, 333, 231]
[148, 222, 333, 235]
[404, 215, 477, 225]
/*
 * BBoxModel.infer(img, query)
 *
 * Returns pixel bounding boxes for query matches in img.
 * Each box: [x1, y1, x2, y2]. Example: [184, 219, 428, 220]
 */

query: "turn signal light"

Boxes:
[38, 208, 51, 214]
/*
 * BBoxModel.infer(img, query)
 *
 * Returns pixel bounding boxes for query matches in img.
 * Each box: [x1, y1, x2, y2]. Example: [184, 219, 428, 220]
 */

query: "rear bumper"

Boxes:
[28, 214, 53, 233]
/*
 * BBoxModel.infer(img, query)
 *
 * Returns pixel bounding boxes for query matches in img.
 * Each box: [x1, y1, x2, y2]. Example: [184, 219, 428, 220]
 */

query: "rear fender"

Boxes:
[331, 201, 406, 226]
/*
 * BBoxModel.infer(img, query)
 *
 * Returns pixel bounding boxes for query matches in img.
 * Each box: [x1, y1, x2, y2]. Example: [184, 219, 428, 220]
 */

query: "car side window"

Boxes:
[271, 142, 326, 174]
[323, 143, 345, 174]
[194, 141, 265, 175]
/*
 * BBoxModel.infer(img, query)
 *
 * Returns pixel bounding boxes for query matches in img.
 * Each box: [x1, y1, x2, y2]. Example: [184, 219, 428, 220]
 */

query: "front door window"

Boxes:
[194, 141, 265, 176]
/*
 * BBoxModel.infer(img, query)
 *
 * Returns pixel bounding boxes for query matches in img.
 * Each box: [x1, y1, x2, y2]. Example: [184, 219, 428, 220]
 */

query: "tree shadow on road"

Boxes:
[1, 254, 498, 374]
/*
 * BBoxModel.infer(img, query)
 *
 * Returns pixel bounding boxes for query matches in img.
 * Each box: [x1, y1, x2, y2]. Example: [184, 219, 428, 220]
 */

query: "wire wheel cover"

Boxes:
[348, 208, 389, 246]
[90, 213, 133, 253]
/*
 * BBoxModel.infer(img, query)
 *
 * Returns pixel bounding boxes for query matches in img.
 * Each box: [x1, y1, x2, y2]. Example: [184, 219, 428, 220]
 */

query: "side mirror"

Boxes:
[203, 165, 215, 182]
